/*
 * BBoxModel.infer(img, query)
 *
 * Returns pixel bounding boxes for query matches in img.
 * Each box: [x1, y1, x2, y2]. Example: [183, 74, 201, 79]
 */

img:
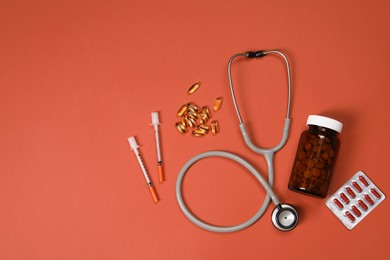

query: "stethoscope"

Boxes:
[176, 50, 299, 232]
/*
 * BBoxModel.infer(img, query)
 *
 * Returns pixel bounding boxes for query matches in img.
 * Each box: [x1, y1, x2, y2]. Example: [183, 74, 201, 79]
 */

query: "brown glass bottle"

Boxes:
[288, 115, 343, 198]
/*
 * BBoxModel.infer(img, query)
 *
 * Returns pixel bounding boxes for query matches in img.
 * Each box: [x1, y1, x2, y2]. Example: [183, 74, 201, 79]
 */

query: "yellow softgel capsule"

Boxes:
[176, 122, 187, 134]
[202, 106, 211, 118]
[186, 116, 196, 128]
[177, 104, 187, 117]
[211, 120, 219, 135]
[198, 124, 210, 133]
[181, 117, 187, 127]
[188, 82, 201, 94]
[202, 112, 209, 121]
[187, 102, 199, 112]
[213, 97, 223, 112]
[192, 129, 206, 137]
[197, 112, 207, 124]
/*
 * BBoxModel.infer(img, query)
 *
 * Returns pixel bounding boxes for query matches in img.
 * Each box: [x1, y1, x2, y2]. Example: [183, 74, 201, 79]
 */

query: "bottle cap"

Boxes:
[306, 115, 343, 133]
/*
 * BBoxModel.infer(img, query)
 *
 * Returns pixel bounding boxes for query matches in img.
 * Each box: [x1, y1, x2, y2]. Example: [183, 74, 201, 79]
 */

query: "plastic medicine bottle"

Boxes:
[288, 115, 343, 198]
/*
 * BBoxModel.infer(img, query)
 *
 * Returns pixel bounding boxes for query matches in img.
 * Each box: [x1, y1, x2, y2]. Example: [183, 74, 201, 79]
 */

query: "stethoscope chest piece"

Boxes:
[271, 204, 299, 231]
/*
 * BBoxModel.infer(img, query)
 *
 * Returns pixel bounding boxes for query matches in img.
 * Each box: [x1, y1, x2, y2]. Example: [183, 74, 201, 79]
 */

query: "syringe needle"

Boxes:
[151, 112, 165, 182]
[128, 136, 159, 203]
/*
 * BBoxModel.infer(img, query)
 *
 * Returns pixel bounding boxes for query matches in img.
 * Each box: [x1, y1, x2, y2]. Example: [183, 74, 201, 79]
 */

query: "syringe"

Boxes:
[151, 112, 165, 182]
[128, 136, 159, 203]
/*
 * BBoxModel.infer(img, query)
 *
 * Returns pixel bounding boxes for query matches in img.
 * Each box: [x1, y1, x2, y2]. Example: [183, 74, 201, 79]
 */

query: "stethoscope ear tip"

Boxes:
[271, 204, 299, 232]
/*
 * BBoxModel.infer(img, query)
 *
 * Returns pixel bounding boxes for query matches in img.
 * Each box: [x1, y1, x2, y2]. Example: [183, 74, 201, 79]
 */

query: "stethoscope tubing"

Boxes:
[175, 151, 280, 233]
[227, 50, 292, 123]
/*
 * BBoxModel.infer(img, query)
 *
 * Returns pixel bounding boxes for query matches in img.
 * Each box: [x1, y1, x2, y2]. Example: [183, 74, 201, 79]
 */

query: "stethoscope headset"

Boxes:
[176, 50, 299, 232]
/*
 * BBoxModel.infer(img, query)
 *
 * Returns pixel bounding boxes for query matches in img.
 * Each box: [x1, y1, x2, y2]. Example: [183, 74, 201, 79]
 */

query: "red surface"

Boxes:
[1, 0, 390, 259]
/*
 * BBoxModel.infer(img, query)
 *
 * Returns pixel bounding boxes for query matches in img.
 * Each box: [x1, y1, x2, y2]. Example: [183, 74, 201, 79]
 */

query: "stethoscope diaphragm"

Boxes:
[271, 204, 299, 231]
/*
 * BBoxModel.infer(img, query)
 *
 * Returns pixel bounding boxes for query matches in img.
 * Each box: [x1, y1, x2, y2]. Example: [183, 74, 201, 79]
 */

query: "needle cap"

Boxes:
[128, 136, 139, 150]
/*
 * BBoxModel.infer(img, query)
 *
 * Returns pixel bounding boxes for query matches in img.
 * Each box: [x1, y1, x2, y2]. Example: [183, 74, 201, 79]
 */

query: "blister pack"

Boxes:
[325, 171, 385, 230]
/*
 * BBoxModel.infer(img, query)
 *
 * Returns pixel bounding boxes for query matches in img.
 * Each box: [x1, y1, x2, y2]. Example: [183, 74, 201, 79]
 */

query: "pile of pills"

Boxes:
[175, 82, 222, 137]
